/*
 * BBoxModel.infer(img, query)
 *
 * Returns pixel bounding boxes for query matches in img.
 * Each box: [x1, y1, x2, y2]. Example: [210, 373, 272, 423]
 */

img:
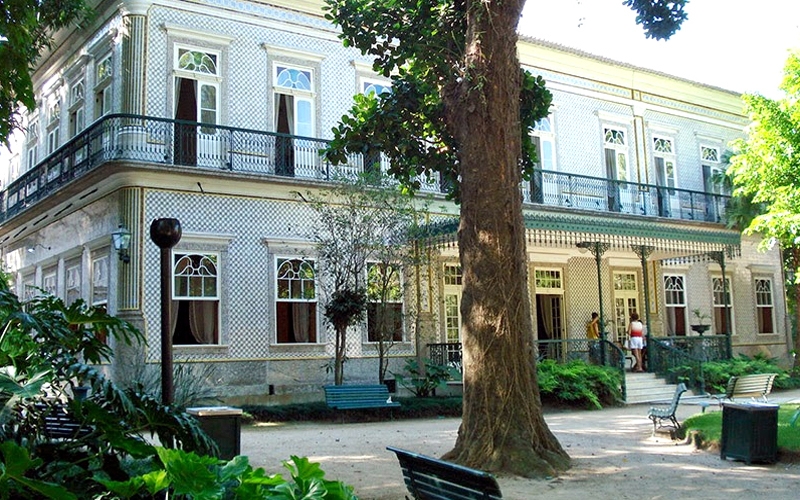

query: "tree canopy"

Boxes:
[324, 0, 688, 478]
[729, 50, 800, 370]
[0, 0, 90, 143]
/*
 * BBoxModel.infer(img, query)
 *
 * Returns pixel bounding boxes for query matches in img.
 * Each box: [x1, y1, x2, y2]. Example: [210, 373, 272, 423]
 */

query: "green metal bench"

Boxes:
[324, 384, 400, 410]
[647, 383, 687, 434]
[387, 446, 503, 500]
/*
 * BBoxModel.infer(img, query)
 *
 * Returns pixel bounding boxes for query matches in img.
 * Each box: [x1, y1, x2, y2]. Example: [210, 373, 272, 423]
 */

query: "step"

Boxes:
[624, 372, 679, 404]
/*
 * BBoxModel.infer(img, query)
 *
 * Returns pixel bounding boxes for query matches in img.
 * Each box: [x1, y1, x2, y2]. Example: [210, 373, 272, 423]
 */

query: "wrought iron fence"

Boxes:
[428, 338, 627, 399]
[647, 334, 728, 393]
[524, 168, 729, 223]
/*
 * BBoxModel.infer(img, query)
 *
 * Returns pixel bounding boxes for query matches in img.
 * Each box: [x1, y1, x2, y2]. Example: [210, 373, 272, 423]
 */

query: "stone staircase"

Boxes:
[625, 372, 679, 404]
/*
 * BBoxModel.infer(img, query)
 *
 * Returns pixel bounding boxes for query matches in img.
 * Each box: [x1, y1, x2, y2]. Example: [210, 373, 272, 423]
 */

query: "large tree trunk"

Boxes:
[440, 0, 569, 477]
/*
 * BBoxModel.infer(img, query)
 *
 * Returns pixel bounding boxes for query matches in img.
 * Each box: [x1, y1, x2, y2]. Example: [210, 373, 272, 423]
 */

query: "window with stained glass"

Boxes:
[172, 252, 220, 345]
[755, 278, 774, 334]
[276, 258, 317, 343]
[663, 275, 687, 336]
[366, 263, 403, 342]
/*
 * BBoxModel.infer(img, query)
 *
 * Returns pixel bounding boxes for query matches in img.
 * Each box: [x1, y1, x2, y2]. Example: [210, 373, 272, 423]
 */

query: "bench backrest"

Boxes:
[666, 383, 688, 413]
[726, 373, 777, 400]
[324, 384, 399, 409]
[387, 446, 502, 500]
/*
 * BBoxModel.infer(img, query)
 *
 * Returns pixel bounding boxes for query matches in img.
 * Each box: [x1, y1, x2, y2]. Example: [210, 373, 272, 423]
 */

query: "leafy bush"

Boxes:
[537, 359, 623, 409]
[100, 450, 356, 499]
[0, 283, 216, 498]
[394, 358, 460, 397]
[672, 354, 798, 394]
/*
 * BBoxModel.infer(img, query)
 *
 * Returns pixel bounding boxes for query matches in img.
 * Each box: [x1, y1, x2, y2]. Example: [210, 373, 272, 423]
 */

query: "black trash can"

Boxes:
[720, 402, 779, 464]
[187, 406, 243, 460]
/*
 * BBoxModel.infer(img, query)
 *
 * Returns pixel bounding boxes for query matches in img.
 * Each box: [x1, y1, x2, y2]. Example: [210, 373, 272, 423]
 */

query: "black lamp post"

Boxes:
[577, 241, 610, 362]
[149, 218, 182, 405]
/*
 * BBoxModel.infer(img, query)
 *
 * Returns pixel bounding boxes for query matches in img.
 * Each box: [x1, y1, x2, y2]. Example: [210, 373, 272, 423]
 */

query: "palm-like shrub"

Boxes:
[0, 283, 214, 498]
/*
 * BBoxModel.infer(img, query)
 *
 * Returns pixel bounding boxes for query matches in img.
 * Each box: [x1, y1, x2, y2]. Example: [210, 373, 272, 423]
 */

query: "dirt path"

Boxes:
[241, 401, 800, 499]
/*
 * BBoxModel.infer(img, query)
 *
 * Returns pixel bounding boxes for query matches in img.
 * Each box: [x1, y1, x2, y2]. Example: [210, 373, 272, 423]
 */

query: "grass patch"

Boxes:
[684, 404, 800, 458]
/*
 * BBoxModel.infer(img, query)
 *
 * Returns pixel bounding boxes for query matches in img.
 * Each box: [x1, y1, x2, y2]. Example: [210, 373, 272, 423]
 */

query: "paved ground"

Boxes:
[241, 390, 800, 499]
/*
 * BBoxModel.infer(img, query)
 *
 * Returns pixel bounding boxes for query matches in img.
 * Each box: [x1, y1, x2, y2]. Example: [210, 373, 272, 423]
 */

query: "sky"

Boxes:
[518, 0, 800, 99]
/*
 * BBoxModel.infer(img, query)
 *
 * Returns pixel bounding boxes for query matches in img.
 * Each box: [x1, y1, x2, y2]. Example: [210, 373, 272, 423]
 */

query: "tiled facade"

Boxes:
[0, 0, 791, 404]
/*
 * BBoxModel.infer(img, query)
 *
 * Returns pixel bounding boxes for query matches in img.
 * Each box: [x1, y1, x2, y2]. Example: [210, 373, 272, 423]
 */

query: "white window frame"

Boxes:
[171, 251, 221, 345]
[653, 135, 677, 190]
[663, 274, 687, 336]
[43, 271, 57, 297]
[712, 276, 734, 335]
[603, 126, 629, 182]
[360, 76, 391, 96]
[94, 53, 113, 121]
[272, 63, 315, 138]
[534, 268, 563, 292]
[26, 119, 39, 171]
[754, 277, 775, 334]
[274, 257, 318, 344]
[531, 114, 556, 171]
[91, 253, 109, 308]
[366, 262, 404, 343]
[66, 263, 81, 305]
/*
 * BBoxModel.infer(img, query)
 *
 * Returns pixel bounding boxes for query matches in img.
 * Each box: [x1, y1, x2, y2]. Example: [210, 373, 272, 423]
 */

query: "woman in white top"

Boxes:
[627, 312, 644, 372]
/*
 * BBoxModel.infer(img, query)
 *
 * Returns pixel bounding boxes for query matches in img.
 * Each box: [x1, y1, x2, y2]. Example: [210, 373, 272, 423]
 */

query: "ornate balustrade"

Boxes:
[2, 113, 730, 225]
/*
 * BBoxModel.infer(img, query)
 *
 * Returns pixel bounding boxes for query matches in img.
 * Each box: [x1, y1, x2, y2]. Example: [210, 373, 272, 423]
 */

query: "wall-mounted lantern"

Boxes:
[111, 224, 132, 264]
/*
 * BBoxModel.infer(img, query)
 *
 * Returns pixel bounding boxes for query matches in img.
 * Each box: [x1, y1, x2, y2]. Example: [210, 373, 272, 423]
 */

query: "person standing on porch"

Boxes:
[628, 312, 645, 372]
[586, 312, 600, 340]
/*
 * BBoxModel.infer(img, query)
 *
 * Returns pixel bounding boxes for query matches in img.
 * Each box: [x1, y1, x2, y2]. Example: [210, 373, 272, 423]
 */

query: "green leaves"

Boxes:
[0, 442, 77, 500]
[97, 448, 356, 499]
[729, 52, 800, 250]
[622, 0, 688, 40]
[0, 0, 93, 142]
[323, 0, 551, 202]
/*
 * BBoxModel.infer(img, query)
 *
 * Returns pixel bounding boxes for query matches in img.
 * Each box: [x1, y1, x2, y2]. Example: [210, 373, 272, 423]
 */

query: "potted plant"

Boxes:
[690, 309, 711, 335]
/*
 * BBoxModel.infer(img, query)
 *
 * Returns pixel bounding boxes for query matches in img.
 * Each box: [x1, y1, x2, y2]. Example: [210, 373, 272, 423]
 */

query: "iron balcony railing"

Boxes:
[2, 113, 731, 225]
[524, 169, 730, 222]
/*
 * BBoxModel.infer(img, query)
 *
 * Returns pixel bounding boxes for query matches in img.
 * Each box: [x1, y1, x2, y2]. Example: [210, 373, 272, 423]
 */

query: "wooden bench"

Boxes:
[647, 383, 687, 434]
[324, 384, 401, 410]
[712, 373, 777, 406]
[387, 446, 503, 500]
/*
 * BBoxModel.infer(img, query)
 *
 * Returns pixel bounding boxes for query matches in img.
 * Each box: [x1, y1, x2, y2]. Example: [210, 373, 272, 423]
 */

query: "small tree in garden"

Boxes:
[729, 51, 800, 371]
[305, 172, 426, 385]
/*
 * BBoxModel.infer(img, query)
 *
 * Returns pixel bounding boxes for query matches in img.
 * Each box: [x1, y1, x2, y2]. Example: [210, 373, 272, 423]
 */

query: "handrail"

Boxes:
[648, 337, 709, 394]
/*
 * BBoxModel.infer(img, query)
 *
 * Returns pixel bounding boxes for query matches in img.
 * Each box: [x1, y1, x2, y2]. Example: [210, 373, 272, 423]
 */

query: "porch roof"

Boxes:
[419, 209, 740, 259]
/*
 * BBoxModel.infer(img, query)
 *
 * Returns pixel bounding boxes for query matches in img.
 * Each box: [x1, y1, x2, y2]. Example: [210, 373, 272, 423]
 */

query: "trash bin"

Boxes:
[720, 402, 779, 464]
[186, 406, 243, 460]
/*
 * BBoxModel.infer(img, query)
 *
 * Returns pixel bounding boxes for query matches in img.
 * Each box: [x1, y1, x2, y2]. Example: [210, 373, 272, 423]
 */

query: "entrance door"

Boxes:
[613, 272, 639, 344]
[536, 294, 563, 360]
[443, 264, 463, 371]
[174, 77, 219, 167]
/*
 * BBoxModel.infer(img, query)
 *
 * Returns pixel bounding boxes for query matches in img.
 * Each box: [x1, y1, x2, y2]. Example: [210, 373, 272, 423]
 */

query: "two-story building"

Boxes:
[0, 0, 790, 404]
